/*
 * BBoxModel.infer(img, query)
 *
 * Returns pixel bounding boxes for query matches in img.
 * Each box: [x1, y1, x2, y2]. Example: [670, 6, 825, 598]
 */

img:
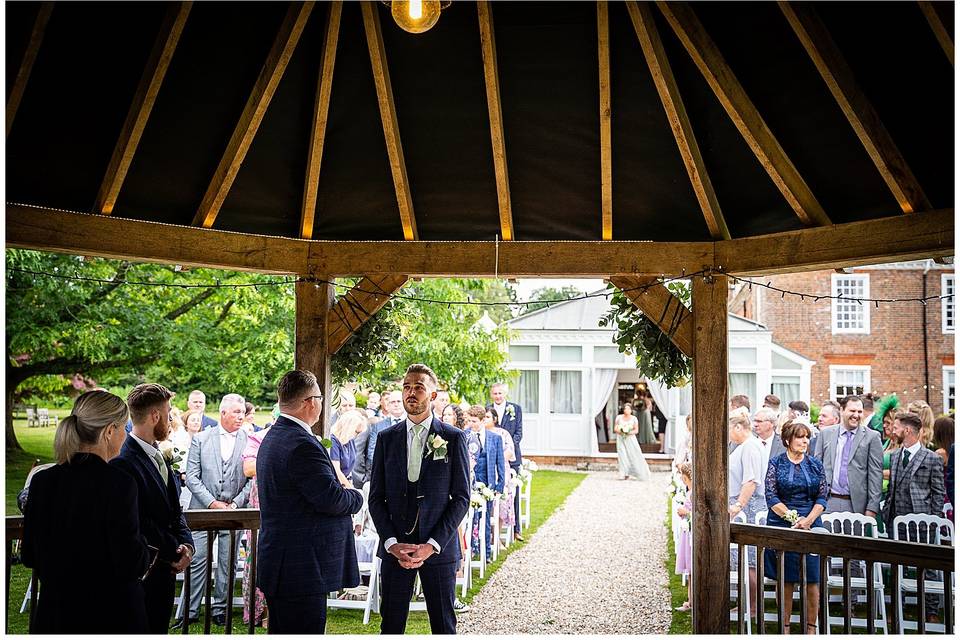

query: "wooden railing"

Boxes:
[730, 523, 955, 635]
[6, 509, 261, 635]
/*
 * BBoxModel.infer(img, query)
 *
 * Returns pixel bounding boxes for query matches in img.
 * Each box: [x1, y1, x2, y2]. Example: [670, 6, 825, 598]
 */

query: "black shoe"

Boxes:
[515, 533, 524, 542]
[170, 617, 198, 630]
[212, 614, 226, 626]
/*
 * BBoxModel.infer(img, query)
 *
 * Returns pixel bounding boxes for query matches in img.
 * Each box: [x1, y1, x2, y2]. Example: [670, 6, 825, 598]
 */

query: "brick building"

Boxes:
[730, 260, 955, 415]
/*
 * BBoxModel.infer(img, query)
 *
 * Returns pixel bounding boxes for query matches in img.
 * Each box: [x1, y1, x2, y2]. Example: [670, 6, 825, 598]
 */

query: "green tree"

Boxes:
[523, 285, 583, 313]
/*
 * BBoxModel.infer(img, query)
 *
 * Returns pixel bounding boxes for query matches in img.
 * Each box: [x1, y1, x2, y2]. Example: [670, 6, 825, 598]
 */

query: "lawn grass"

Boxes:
[664, 497, 692, 634]
[5, 458, 584, 634]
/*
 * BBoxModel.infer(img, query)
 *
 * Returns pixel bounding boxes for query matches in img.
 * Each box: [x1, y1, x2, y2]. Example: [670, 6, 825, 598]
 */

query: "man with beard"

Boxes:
[112, 383, 194, 634]
[814, 395, 883, 517]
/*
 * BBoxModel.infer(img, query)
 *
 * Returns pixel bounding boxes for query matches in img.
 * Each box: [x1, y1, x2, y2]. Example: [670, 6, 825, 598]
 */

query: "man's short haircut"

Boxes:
[788, 400, 809, 414]
[763, 394, 781, 409]
[729, 415, 750, 431]
[405, 363, 438, 388]
[820, 402, 840, 418]
[127, 383, 175, 424]
[220, 393, 245, 413]
[894, 411, 922, 432]
[467, 405, 486, 420]
[780, 420, 812, 447]
[189, 390, 205, 399]
[754, 407, 778, 423]
[860, 393, 878, 410]
[730, 394, 751, 410]
[277, 369, 317, 407]
[491, 382, 508, 391]
[840, 394, 863, 409]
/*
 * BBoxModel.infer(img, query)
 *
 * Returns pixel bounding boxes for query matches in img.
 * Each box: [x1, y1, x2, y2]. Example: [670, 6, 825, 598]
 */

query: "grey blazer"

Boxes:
[882, 446, 945, 533]
[185, 426, 252, 509]
[814, 424, 883, 514]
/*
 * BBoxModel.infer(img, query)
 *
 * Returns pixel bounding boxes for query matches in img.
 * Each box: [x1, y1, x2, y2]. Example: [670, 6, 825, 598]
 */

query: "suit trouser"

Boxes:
[380, 555, 457, 635]
[511, 464, 522, 533]
[187, 529, 239, 618]
[264, 592, 326, 634]
[143, 569, 176, 633]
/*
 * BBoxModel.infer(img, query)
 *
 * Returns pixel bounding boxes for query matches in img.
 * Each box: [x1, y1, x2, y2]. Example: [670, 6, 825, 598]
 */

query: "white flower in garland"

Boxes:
[470, 493, 485, 508]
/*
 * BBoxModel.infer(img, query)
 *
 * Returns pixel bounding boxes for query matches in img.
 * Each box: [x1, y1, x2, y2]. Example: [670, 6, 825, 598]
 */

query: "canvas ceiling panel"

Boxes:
[6, 2, 166, 212]
[312, 2, 403, 241]
[112, 2, 288, 226]
[494, 2, 602, 241]
[818, 2, 955, 211]
[379, 2, 501, 241]
[608, 1, 712, 242]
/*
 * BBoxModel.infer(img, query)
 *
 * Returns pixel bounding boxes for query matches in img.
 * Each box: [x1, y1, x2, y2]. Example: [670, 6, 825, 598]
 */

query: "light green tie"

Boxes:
[153, 449, 168, 485]
[408, 424, 425, 482]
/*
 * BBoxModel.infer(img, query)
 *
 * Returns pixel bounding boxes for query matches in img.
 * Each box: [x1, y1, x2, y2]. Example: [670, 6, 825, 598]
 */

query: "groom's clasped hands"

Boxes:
[389, 542, 436, 570]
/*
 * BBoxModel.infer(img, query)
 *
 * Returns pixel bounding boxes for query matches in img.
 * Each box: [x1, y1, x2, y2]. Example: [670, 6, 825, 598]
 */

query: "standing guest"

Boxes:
[763, 394, 781, 412]
[257, 370, 364, 634]
[182, 409, 205, 440]
[818, 401, 841, 431]
[488, 382, 525, 541]
[860, 393, 880, 433]
[369, 364, 471, 635]
[242, 401, 258, 433]
[614, 403, 651, 481]
[674, 462, 694, 613]
[933, 416, 954, 520]
[187, 390, 219, 431]
[946, 444, 955, 522]
[673, 414, 693, 472]
[365, 392, 382, 419]
[467, 405, 504, 561]
[112, 383, 194, 634]
[634, 396, 657, 445]
[432, 389, 451, 417]
[23, 390, 151, 634]
[728, 414, 766, 618]
[180, 394, 252, 627]
[874, 395, 902, 498]
[331, 410, 367, 487]
[646, 394, 668, 453]
[764, 421, 827, 634]
[753, 407, 785, 469]
[906, 400, 936, 449]
[442, 404, 475, 480]
[814, 395, 883, 518]
[241, 422, 271, 628]
[367, 390, 406, 466]
[730, 394, 752, 415]
[329, 390, 357, 427]
[484, 408, 518, 547]
[786, 400, 810, 424]
[352, 423, 372, 489]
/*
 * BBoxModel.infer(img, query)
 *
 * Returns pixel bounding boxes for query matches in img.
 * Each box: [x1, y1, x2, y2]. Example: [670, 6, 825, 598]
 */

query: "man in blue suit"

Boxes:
[488, 382, 524, 540]
[366, 390, 405, 466]
[369, 364, 471, 635]
[112, 383, 194, 634]
[187, 390, 219, 431]
[466, 405, 504, 560]
[256, 370, 364, 634]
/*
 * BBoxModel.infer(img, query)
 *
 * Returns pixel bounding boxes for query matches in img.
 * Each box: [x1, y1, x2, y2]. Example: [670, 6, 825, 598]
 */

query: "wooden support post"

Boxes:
[691, 272, 729, 634]
[295, 278, 333, 436]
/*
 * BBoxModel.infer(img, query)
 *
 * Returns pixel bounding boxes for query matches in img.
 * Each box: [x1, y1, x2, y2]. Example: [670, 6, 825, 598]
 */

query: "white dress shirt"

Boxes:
[279, 412, 314, 436]
[129, 431, 165, 478]
[902, 440, 923, 462]
[384, 416, 441, 554]
[218, 425, 240, 462]
[493, 402, 506, 422]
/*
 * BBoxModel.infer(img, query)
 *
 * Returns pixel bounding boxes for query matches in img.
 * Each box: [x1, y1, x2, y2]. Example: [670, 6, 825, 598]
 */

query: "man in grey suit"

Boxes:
[178, 393, 252, 627]
[813, 395, 883, 517]
[753, 407, 785, 469]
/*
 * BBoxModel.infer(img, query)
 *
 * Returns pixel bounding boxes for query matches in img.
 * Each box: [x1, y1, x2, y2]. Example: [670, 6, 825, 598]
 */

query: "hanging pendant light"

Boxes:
[381, 0, 452, 34]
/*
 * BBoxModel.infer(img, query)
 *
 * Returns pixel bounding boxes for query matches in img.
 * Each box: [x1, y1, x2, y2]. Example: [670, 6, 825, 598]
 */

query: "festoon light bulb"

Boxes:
[391, 0, 442, 34]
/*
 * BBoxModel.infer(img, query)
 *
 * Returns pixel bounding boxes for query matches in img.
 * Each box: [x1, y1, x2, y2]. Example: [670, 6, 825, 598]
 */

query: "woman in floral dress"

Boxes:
[485, 409, 516, 542]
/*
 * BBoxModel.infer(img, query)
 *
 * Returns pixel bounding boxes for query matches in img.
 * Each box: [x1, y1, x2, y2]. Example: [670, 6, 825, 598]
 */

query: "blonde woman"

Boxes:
[907, 400, 936, 448]
[615, 403, 651, 481]
[330, 410, 367, 487]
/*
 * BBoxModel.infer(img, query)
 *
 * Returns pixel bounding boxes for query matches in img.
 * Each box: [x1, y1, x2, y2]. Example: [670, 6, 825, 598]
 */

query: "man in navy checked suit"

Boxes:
[256, 370, 364, 634]
[369, 364, 471, 635]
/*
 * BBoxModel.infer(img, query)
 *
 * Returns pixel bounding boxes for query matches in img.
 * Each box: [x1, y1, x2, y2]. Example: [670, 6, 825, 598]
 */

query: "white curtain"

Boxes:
[590, 369, 618, 418]
[550, 370, 582, 414]
[646, 377, 687, 454]
[728, 372, 757, 412]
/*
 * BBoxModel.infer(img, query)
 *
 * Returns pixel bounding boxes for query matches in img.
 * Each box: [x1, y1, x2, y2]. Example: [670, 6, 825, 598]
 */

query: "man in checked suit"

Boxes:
[882, 411, 945, 622]
[181, 393, 252, 627]
[488, 382, 524, 540]
[369, 364, 471, 634]
[112, 383, 193, 633]
[257, 370, 364, 633]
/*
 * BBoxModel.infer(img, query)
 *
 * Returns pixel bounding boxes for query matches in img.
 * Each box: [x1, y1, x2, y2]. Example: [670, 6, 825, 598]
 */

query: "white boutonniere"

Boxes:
[158, 440, 183, 468]
[425, 433, 448, 461]
[505, 404, 516, 419]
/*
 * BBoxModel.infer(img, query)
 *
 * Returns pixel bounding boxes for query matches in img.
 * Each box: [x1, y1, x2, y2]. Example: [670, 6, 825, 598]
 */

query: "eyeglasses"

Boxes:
[304, 395, 323, 402]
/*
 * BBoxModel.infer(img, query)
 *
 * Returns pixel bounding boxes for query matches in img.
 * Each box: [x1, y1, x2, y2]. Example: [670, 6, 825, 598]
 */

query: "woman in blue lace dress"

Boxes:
[764, 420, 828, 634]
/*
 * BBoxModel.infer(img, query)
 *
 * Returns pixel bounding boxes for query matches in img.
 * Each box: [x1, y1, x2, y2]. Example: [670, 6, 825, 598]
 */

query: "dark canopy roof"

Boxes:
[6, 1, 954, 242]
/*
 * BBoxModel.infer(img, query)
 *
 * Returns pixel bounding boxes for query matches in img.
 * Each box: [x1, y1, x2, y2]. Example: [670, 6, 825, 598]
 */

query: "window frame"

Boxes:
[828, 365, 871, 403]
[831, 273, 870, 335]
[943, 365, 955, 415]
[942, 273, 955, 335]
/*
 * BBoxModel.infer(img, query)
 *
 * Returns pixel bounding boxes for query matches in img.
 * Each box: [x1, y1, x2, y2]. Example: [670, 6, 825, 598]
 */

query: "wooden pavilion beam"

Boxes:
[627, 1, 729, 240]
[192, 2, 313, 229]
[296, 278, 333, 436]
[477, 0, 515, 242]
[658, 2, 832, 227]
[780, 2, 931, 215]
[327, 275, 409, 354]
[918, 1, 954, 66]
[300, 0, 342, 239]
[598, 0, 613, 240]
[7, 204, 952, 278]
[7, 2, 54, 137]
[96, 2, 192, 215]
[608, 275, 693, 357]
[361, 1, 419, 241]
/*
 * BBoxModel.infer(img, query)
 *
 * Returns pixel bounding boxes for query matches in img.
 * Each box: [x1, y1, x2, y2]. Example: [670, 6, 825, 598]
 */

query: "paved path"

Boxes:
[458, 470, 673, 634]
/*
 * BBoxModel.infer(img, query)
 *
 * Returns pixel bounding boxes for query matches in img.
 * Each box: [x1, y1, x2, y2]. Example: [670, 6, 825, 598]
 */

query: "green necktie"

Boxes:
[153, 449, 169, 485]
[902, 448, 911, 468]
[408, 424, 425, 482]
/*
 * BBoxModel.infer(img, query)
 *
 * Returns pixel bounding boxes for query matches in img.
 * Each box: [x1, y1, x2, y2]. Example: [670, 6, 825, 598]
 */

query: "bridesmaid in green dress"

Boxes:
[636, 397, 657, 445]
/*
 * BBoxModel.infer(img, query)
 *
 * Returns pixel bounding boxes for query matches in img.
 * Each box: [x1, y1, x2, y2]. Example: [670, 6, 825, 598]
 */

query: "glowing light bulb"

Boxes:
[391, 0, 442, 34]
[409, 0, 423, 20]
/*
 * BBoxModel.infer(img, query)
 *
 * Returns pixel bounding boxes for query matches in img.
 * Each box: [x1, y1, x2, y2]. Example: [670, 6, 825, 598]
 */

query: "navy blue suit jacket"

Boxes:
[368, 418, 470, 564]
[200, 415, 218, 431]
[473, 430, 505, 494]
[488, 402, 523, 466]
[256, 416, 364, 597]
[111, 437, 192, 564]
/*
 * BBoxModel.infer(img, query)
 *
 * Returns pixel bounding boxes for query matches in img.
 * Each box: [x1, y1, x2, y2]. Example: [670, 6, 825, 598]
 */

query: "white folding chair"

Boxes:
[729, 511, 752, 634]
[470, 501, 487, 579]
[490, 499, 501, 562]
[891, 513, 954, 633]
[455, 505, 473, 598]
[519, 471, 532, 530]
[820, 512, 887, 634]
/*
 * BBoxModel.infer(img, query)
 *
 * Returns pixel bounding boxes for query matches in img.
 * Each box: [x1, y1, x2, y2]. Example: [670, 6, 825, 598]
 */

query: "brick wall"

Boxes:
[743, 265, 954, 414]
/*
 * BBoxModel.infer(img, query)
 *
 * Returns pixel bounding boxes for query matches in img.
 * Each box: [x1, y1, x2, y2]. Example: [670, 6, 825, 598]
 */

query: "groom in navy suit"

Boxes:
[369, 364, 471, 635]
[257, 370, 365, 634]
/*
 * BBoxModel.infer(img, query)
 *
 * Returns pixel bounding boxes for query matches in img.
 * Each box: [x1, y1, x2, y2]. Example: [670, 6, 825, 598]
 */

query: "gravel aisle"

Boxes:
[458, 470, 672, 634]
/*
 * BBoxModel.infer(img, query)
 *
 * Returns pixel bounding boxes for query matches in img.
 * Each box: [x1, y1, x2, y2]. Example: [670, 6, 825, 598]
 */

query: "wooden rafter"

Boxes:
[327, 274, 409, 354]
[96, 2, 192, 215]
[7, 2, 54, 137]
[609, 275, 693, 357]
[361, 1, 418, 241]
[658, 2, 832, 227]
[627, 1, 729, 240]
[918, 1, 954, 66]
[598, 0, 613, 240]
[192, 2, 314, 229]
[779, 2, 931, 215]
[300, 0, 342, 239]
[477, 0, 514, 241]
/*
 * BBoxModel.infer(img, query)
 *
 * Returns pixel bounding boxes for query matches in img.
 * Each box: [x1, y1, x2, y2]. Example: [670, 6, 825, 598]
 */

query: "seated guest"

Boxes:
[764, 420, 827, 634]
[331, 410, 367, 487]
[23, 390, 151, 633]
[466, 405, 504, 561]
